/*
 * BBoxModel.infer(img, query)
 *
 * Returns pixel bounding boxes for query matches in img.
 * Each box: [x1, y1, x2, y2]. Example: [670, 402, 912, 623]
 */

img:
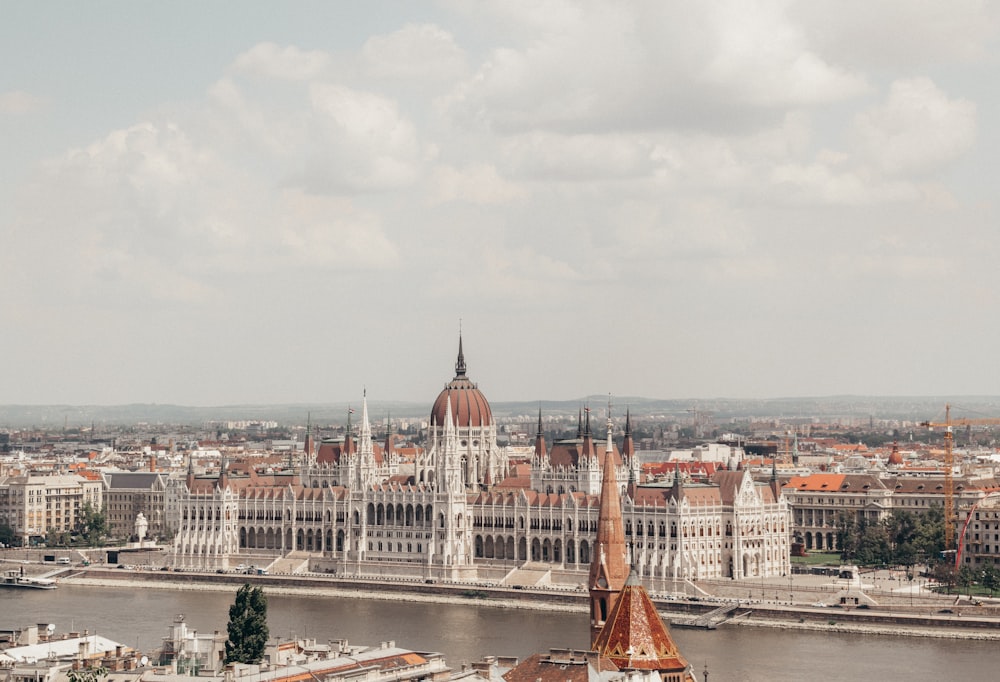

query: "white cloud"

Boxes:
[849, 78, 977, 176]
[426, 163, 525, 205]
[361, 23, 468, 82]
[277, 189, 399, 269]
[794, 0, 1000, 67]
[443, 1, 868, 135]
[0, 90, 46, 114]
[297, 83, 424, 192]
[231, 42, 333, 81]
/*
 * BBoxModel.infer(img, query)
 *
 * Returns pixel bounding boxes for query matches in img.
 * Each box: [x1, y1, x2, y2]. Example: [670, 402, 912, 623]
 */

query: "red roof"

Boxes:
[592, 572, 690, 675]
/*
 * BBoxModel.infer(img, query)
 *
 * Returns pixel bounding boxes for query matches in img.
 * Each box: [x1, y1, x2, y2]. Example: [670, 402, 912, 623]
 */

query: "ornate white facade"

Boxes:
[171, 339, 791, 583]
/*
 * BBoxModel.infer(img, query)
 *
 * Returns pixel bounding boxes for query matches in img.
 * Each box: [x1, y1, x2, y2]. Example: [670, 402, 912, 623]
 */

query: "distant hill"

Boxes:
[2, 396, 1000, 428]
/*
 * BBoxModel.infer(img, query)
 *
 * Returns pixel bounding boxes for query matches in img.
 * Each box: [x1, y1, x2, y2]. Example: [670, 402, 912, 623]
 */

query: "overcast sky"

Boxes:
[2, 1, 998, 407]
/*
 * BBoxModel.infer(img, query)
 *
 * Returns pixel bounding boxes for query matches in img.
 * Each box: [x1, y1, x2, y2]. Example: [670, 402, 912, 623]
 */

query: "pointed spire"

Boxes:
[577, 407, 583, 439]
[217, 456, 229, 490]
[343, 405, 355, 456]
[534, 405, 547, 461]
[581, 405, 596, 460]
[589, 423, 629, 646]
[360, 389, 371, 439]
[621, 408, 636, 464]
[384, 411, 395, 458]
[303, 412, 314, 461]
[455, 332, 467, 378]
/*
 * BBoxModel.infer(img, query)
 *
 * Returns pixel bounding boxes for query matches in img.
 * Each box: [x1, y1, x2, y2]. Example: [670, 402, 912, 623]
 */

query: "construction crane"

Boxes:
[919, 404, 1000, 551]
[685, 405, 714, 440]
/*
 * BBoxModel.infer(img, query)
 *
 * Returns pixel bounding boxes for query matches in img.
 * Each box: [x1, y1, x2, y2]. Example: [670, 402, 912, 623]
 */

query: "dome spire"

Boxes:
[455, 330, 467, 377]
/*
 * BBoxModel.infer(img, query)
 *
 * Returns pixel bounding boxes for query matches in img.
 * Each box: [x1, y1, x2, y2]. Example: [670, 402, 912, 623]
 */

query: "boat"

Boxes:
[1, 569, 57, 589]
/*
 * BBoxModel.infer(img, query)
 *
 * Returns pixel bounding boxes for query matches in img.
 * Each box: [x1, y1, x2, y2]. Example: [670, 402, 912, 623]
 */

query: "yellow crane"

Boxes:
[919, 404, 1000, 551]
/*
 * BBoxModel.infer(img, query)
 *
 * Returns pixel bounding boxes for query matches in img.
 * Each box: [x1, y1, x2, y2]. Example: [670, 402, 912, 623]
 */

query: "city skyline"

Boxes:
[2, 2, 998, 406]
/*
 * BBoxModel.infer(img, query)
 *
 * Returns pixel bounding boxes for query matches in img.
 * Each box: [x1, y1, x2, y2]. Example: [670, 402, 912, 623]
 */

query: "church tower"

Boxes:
[589, 415, 629, 646]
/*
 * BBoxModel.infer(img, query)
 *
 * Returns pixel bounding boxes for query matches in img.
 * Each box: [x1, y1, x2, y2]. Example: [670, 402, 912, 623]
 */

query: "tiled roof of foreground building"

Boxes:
[592, 569, 691, 676]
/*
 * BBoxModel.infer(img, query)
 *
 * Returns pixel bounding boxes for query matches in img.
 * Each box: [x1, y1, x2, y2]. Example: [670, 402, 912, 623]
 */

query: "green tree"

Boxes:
[855, 522, 891, 566]
[78, 503, 108, 546]
[225, 584, 269, 664]
[0, 522, 16, 547]
[932, 562, 958, 595]
[836, 512, 858, 562]
[912, 507, 945, 559]
[981, 565, 999, 597]
[957, 564, 978, 596]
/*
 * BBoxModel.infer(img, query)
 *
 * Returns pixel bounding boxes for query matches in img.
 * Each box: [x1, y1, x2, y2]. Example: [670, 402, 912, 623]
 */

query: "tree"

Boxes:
[0, 522, 16, 547]
[932, 562, 958, 595]
[981, 565, 999, 597]
[78, 503, 108, 546]
[225, 584, 269, 664]
[957, 564, 978, 597]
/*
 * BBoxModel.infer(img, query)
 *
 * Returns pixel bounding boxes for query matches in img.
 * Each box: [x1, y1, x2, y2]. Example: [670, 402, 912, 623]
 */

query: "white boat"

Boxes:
[1, 569, 57, 589]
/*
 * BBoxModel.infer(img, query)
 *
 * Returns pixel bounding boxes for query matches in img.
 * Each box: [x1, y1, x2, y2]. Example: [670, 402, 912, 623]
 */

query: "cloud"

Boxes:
[296, 83, 424, 192]
[277, 189, 399, 269]
[361, 23, 468, 82]
[442, 1, 868, 135]
[0, 90, 46, 114]
[9, 114, 400, 309]
[426, 163, 525, 205]
[849, 78, 977, 176]
[231, 42, 333, 81]
[794, 0, 1000, 67]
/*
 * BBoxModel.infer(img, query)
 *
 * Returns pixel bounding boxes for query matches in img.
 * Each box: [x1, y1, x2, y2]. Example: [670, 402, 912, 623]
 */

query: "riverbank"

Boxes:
[60, 568, 1000, 641]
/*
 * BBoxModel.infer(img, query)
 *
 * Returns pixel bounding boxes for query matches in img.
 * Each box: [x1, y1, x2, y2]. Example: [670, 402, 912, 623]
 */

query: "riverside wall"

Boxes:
[63, 567, 1000, 638]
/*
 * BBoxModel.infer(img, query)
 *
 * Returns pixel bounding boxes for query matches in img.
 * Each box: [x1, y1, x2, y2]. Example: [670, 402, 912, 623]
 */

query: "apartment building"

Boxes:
[0, 474, 103, 545]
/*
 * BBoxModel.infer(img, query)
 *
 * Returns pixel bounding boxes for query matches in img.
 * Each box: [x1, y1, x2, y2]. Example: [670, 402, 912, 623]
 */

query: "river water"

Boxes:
[1, 584, 993, 682]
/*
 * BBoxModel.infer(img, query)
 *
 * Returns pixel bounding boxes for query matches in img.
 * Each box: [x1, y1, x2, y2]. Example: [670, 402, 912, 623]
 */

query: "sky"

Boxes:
[2, 1, 999, 407]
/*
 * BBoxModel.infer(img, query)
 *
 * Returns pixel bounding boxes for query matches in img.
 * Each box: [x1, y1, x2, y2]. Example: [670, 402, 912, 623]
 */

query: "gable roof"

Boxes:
[591, 571, 690, 675]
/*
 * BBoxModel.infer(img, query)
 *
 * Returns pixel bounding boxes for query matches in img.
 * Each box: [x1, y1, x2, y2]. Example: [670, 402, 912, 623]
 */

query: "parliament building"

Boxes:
[171, 338, 791, 587]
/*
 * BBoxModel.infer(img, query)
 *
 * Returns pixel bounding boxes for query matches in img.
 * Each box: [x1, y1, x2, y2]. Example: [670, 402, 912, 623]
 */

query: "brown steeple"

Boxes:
[592, 569, 692, 679]
[581, 406, 596, 462]
[621, 409, 635, 463]
[342, 406, 356, 457]
[589, 416, 629, 646]
[303, 412, 315, 461]
[533, 406, 547, 461]
[384, 413, 396, 458]
[217, 457, 229, 490]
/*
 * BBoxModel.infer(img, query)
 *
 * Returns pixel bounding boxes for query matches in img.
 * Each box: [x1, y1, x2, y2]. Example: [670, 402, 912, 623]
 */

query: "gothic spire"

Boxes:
[589, 413, 629, 646]
[534, 405, 547, 462]
[455, 332, 467, 377]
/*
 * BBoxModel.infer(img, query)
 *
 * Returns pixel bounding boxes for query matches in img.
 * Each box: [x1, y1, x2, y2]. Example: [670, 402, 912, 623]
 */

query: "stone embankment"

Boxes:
[62, 567, 1000, 640]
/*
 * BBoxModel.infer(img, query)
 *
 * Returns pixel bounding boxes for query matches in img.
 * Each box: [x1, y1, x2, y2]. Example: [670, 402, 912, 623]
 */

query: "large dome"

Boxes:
[430, 337, 493, 428]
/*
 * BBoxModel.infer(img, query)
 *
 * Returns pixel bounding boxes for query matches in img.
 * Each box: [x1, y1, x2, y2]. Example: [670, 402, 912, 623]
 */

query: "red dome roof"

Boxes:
[430, 337, 492, 428]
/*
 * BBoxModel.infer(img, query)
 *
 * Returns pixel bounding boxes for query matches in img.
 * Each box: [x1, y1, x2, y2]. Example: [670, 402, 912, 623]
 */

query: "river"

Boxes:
[1, 584, 993, 682]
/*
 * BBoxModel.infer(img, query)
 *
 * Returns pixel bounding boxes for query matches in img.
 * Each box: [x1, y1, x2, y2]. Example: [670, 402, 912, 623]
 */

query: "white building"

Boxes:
[170, 338, 791, 584]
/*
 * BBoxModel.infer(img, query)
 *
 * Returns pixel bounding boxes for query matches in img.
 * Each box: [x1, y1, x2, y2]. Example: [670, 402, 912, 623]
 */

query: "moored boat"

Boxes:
[1, 569, 57, 589]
